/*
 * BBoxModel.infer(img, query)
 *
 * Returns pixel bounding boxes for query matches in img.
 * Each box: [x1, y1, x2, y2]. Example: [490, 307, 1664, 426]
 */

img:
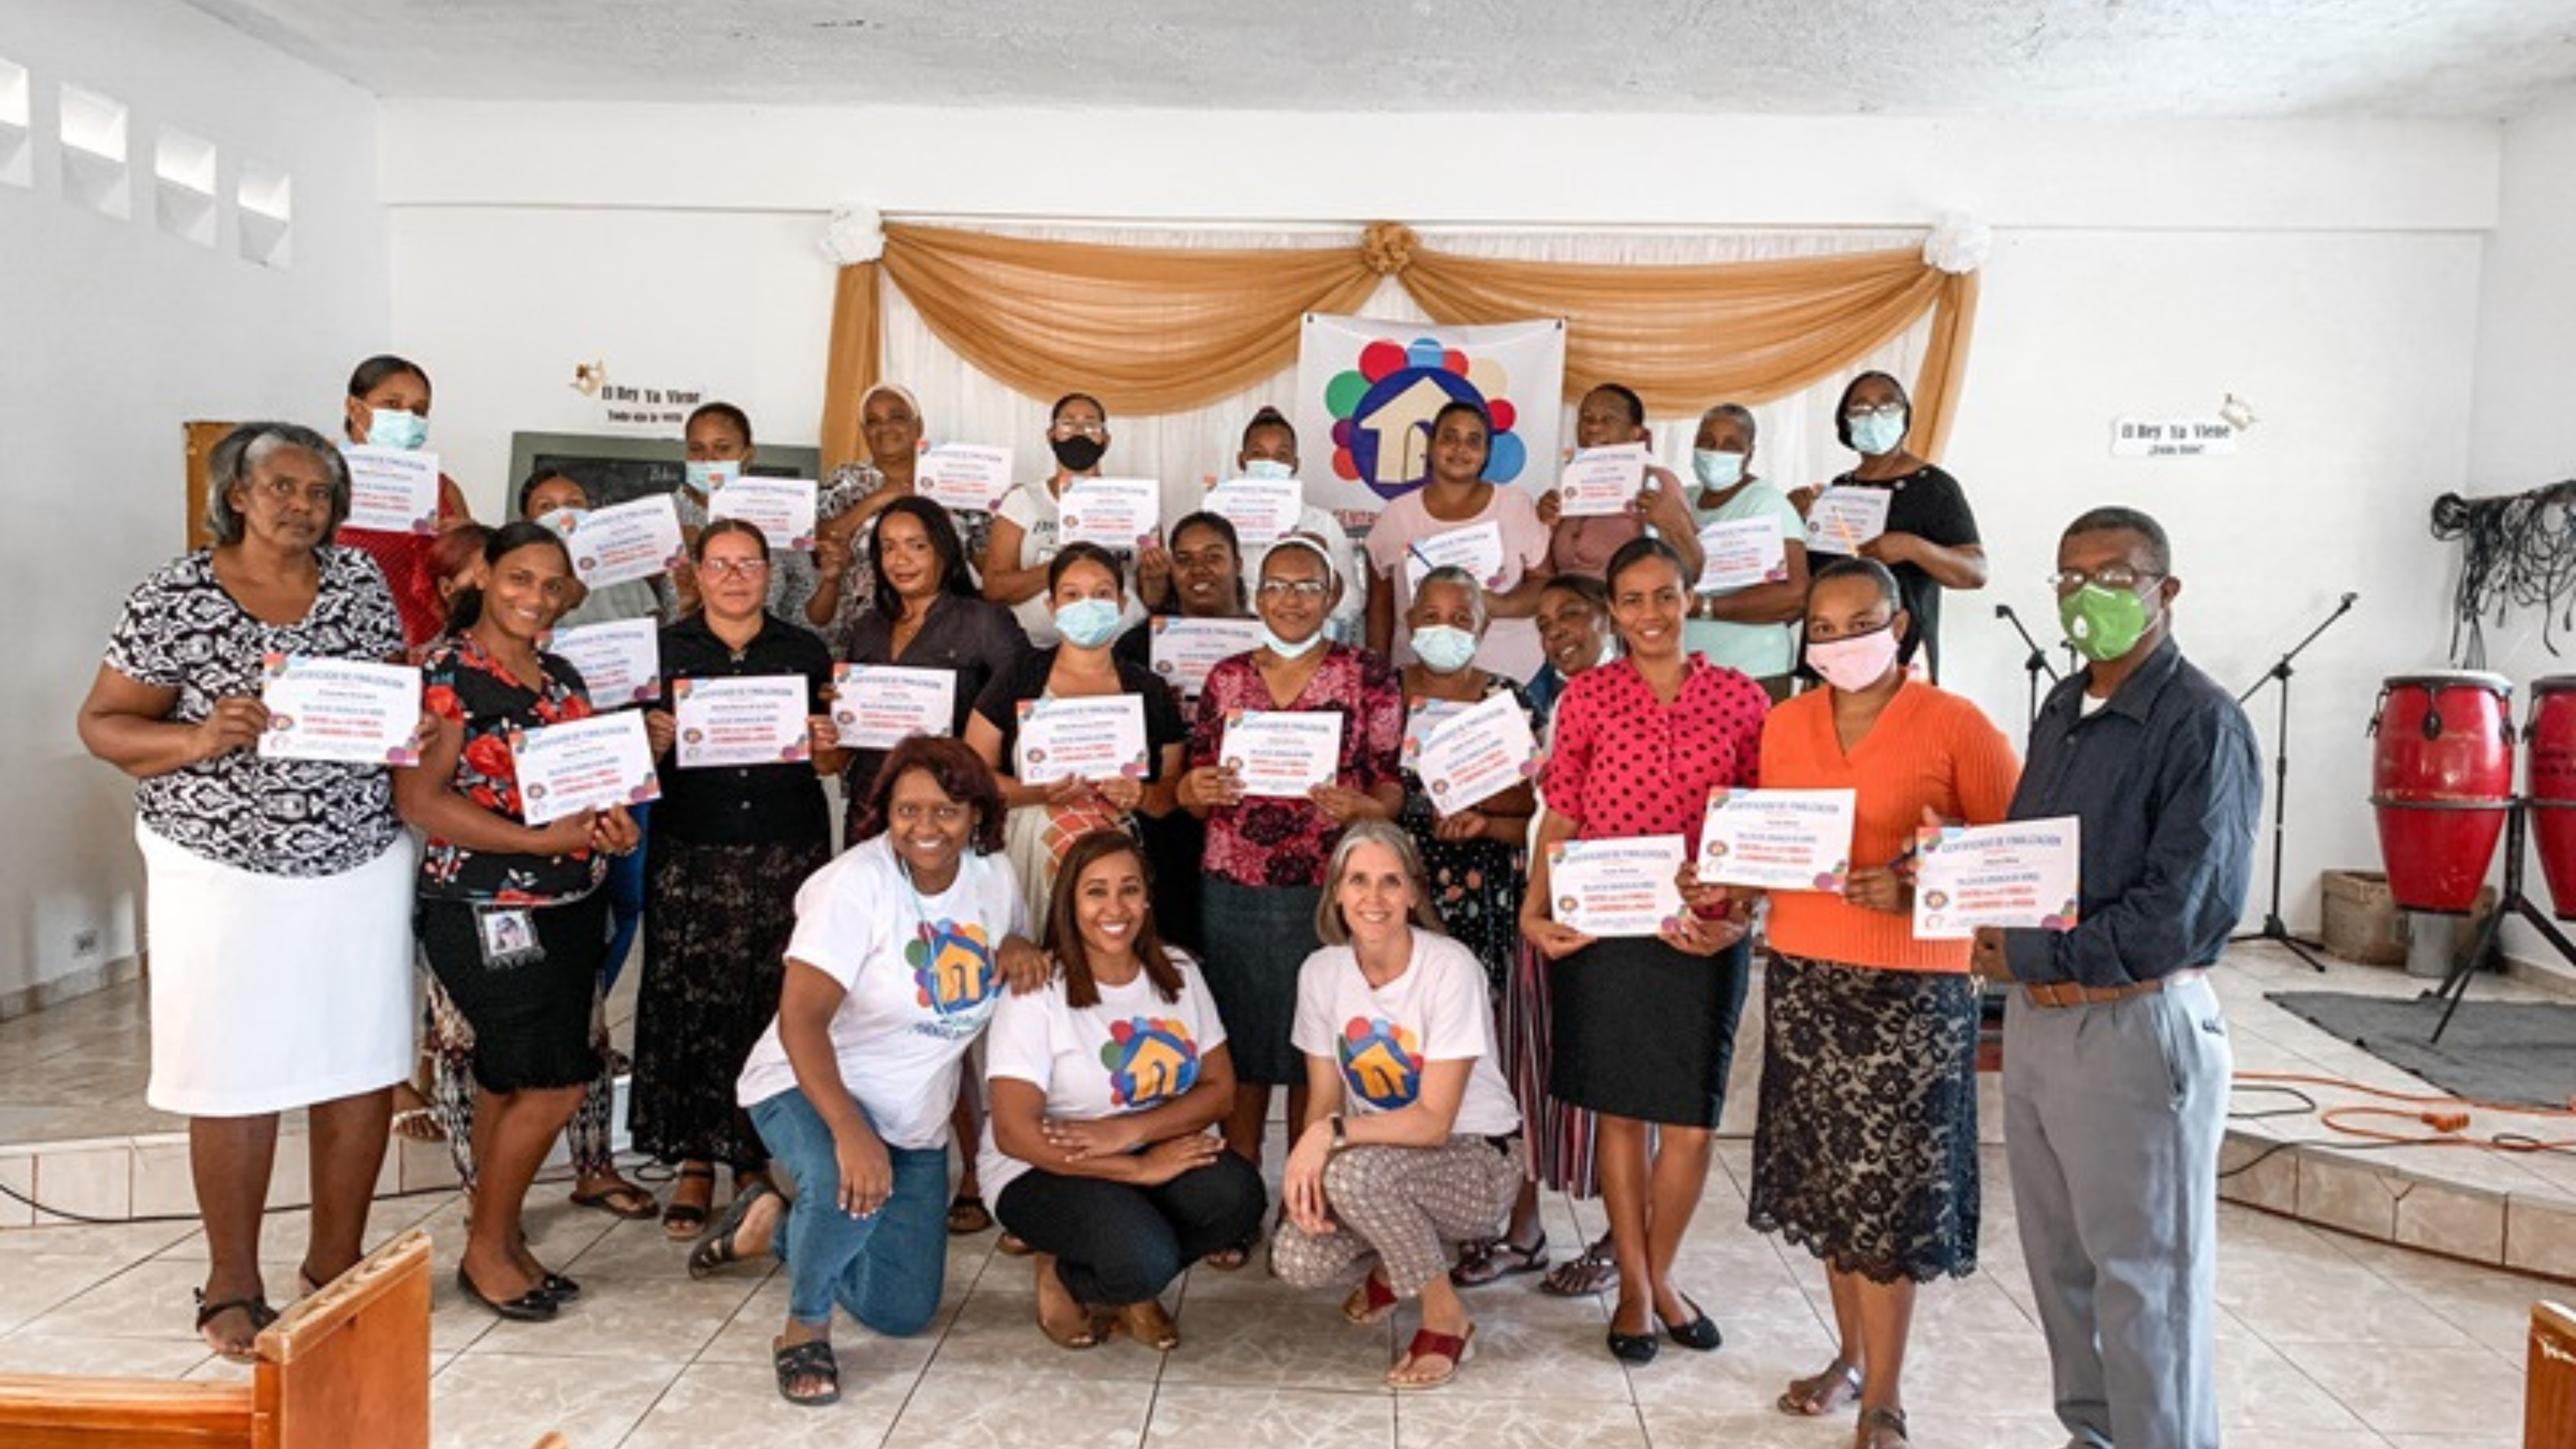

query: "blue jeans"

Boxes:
[600, 802, 651, 993]
[749, 1086, 950, 1332]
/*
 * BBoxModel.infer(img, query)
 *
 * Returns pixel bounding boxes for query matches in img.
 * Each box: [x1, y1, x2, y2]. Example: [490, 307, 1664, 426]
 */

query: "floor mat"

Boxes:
[2266, 990, 2576, 1109]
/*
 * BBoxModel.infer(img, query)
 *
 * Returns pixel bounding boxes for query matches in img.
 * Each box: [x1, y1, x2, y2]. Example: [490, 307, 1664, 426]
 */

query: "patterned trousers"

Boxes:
[1271, 1136, 1518, 1298]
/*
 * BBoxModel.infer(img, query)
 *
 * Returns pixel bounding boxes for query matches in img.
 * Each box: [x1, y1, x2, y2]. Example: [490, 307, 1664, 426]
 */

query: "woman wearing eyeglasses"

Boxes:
[983, 392, 1147, 648]
[1176, 535, 1403, 1266]
[1795, 373, 1985, 681]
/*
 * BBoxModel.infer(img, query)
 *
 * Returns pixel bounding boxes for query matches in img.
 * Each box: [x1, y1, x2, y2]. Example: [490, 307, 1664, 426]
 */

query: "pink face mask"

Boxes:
[1805, 625, 1901, 692]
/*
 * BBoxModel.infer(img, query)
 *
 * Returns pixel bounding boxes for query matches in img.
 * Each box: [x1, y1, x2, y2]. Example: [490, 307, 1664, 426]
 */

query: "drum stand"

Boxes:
[1992, 604, 2059, 726]
[2425, 800, 2576, 1041]
[2231, 595, 2358, 972]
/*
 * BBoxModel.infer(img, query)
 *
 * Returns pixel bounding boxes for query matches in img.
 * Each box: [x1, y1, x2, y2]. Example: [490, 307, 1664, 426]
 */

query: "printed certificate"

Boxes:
[1547, 835, 1687, 939]
[1804, 486, 1892, 556]
[832, 663, 955, 750]
[339, 445, 443, 535]
[1148, 617, 1264, 700]
[1401, 520, 1508, 590]
[1912, 817, 2083, 940]
[917, 444, 1014, 513]
[1413, 692, 1541, 815]
[1698, 787, 1858, 891]
[511, 712, 660, 825]
[674, 676, 813, 769]
[545, 618, 659, 708]
[561, 495, 686, 588]
[1015, 695, 1148, 786]
[1059, 476, 1161, 550]
[1399, 697, 1472, 773]
[257, 655, 422, 766]
[1205, 475, 1304, 548]
[1695, 515, 1791, 593]
[1557, 443, 1648, 518]
[1218, 709, 1344, 798]
[707, 475, 819, 552]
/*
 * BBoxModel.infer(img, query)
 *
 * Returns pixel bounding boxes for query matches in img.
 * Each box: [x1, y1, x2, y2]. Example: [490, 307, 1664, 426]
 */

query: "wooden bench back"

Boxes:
[2535, 1301, 2575, 1449]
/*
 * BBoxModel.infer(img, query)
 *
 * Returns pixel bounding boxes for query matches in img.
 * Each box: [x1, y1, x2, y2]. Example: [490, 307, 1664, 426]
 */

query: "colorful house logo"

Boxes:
[906, 919, 996, 1018]
[1338, 1015, 1426, 1109]
[1324, 337, 1530, 500]
[1100, 1017, 1201, 1108]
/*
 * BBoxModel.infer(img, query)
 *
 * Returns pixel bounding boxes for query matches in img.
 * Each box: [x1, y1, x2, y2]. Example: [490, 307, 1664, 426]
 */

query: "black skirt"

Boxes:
[418, 891, 607, 1095]
[1548, 935, 1749, 1128]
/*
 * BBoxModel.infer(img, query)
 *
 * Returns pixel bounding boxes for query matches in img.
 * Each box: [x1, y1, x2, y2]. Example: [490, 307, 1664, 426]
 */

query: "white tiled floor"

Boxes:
[0, 1147, 2550, 1449]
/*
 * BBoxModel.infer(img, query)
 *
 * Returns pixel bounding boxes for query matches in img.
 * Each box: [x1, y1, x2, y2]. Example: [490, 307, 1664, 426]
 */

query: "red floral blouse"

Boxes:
[1188, 643, 1403, 889]
[417, 631, 606, 905]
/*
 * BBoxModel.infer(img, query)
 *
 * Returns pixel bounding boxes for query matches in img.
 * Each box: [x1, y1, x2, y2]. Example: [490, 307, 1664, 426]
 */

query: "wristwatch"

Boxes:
[1329, 1112, 1348, 1151]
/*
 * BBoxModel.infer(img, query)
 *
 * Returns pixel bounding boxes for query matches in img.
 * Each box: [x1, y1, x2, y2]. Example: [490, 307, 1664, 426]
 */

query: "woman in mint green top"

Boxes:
[1681, 403, 1807, 699]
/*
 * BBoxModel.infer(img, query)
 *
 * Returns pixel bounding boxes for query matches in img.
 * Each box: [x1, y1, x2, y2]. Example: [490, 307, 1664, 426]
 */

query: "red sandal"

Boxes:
[1341, 1269, 1397, 1324]
[1390, 1324, 1475, 1389]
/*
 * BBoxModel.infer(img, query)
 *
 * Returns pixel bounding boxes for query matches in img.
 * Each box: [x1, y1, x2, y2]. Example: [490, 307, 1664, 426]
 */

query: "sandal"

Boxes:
[1116, 1298, 1180, 1351]
[1203, 1224, 1259, 1273]
[994, 1230, 1033, 1257]
[662, 1164, 716, 1241]
[689, 1180, 778, 1280]
[1341, 1269, 1398, 1326]
[1856, 1405, 1910, 1448]
[1779, 1356, 1862, 1416]
[1390, 1324, 1474, 1389]
[946, 1191, 993, 1236]
[570, 1179, 659, 1220]
[772, 1337, 841, 1407]
[388, 1107, 445, 1144]
[1033, 1254, 1107, 1350]
[1450, 1232, 1549, 1288]
[1540, 1234, 1619, 1297]
[192, 1289, 278, 1363]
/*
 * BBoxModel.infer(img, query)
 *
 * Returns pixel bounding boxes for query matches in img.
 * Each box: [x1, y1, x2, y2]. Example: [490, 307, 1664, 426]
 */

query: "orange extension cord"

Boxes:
[2233, 1071, 2576, 1153]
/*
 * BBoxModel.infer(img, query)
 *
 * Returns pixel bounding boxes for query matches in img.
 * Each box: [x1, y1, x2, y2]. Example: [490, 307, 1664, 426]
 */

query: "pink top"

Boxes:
[1189, 644, 1403, 889]
[1364, 484, 1552, 683]
[1541, 655, 1768, 852]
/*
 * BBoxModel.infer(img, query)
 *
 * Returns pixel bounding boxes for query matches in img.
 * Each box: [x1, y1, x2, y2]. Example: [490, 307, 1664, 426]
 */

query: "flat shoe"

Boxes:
[1117, 1298, 1180, 1351]
[1658, 1292, 1722, 1352]
[455, 1266, 558, 1323]
[1607, 1327, 1659, 1364]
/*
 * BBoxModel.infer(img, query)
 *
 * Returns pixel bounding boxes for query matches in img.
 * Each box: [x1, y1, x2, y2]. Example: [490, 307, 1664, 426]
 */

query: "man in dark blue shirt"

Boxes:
[1974, 506, 2260, 1449]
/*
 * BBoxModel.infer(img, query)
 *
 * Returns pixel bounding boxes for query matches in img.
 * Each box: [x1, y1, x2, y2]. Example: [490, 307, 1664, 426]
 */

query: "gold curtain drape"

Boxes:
[818, 220, 1979, 470]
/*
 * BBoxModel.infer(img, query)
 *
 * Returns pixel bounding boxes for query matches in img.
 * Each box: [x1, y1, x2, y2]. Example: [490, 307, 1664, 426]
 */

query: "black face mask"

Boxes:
[1050, 435, 1107, 473]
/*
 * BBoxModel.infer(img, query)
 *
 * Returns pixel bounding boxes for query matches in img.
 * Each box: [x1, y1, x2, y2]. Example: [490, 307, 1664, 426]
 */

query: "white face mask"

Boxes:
[1804, 624, 1901, 692]
[1260, 623, 1324, 659]
[1691, 448, 1745, 490]
[1849, 412, 1906, 458]
[1242, 458, 1295, 481]
[1410, 624, 1478, 675]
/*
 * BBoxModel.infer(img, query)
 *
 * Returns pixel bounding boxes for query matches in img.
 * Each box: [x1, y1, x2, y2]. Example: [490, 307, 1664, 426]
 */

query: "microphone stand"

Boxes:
[2230, 592, 2360, 972]
[1994, 604, 2059, 727]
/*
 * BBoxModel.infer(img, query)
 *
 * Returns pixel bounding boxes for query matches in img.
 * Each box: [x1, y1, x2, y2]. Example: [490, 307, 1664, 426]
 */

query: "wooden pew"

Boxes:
[2535, 1301, 2575, 1449]
[0, 1229, 432, 1449]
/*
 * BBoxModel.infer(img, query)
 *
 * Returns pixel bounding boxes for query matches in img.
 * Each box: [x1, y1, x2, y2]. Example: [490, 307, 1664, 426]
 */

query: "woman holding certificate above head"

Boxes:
[337, 354, 475, 650]
[1534, 383, 1705, 584]
[979, 830, 1264, 1352]
[1365, 400, 1553, 683]
[1520, 535, 1767, 1365]
[1683, 403, 1808, 702]
[1177, 534, 1403, 1266]
[629, 520, 844, 1240]
[983, 392, 1147, 647]
[1792, 373, 1985, 682]
[1735, 558, 2018, 1448]
[78, 422, 418, 1360]
[395, 521, 643, 1323]
[1270, 821, 1522, 1390]
[685, 738, 1044, 1407]
[965, 541, 1186, 928]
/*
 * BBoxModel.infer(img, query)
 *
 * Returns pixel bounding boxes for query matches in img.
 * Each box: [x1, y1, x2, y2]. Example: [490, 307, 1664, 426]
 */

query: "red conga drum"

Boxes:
[2526, 677, 2576, 918]
[2370, 671, 2513, 913]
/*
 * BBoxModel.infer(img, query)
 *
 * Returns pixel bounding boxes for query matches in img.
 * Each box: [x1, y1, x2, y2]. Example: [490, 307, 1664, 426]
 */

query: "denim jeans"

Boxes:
[748, 1086, 951, 1332]
[599, 803, 650, 994]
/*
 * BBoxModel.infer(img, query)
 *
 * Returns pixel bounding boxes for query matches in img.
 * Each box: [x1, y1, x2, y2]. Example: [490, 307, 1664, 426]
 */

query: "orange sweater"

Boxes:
[1758, 680, 2022, 972]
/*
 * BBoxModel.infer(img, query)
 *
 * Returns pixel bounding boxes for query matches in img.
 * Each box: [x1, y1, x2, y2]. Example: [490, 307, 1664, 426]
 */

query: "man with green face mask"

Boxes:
[1973, 506, 2260, 1449]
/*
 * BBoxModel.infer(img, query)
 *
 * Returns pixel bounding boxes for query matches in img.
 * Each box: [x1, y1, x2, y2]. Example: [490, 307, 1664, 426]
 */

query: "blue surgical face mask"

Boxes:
[367, 408, 429, 451]
[1052, 597, 1124, 650]
[1411, 624, 1478, 675]
[684, 460, 737, 495]
[1242, 458, 1295, 481]
[1849, 412, 1906, 458]
[1261, 623, 1324, 659]
[1691, 448, 1745, 491]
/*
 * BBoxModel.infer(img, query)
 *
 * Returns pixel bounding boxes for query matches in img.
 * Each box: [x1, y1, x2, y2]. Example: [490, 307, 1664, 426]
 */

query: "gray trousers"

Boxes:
[2002, 975, 2231, 1449]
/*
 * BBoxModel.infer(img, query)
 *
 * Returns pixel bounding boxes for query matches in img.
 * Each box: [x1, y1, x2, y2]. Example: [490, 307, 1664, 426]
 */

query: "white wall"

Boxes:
[385, 101, 2494, 937]
[0, 0, 385, 1008]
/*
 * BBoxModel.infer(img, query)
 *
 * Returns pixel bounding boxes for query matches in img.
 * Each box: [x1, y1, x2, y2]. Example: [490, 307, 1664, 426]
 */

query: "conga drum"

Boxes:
[2526, 677, 2576, 917]
[2369, 671, 2513, 913]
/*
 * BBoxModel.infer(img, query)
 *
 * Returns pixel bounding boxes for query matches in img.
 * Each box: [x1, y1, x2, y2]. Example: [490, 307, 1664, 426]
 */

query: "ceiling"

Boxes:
[181, 0, 2576, 119]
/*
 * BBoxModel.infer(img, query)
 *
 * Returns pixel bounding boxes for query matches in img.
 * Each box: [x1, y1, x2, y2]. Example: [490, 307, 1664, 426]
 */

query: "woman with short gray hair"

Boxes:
[76, 421, 418, 1362]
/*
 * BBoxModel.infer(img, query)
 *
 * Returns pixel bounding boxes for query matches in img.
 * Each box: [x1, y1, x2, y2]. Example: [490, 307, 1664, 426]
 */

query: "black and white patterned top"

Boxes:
[102, 547, 405, 877]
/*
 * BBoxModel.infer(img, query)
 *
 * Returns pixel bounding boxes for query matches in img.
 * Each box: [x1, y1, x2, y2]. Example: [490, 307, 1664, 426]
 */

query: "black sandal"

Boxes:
[946, 1190, 993, 1235]
[192, 1290, 278, 1362]
[772, 1337, 841, 1407]
[1451, 1232, 1549, 1288]
[1858, 1404, 1911, 1447]
[1540, 1234, 1620, 1297]
[690, 1180, 778, 1280]
[662, 1164, 716, 1240]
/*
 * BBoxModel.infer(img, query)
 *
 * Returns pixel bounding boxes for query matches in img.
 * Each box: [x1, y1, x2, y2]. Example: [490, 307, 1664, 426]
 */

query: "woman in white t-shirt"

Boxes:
[981, 830, 1265, 1352]
[686, 737, 1044, 1408]
[981, 391, 1147, 646]
[1270, 821, 1522, 1391]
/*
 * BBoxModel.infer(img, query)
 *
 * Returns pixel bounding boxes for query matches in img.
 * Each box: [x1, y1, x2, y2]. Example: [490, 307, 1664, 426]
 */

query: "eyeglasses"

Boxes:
[698, 558, 770, 579]
[890, 801, 969, 825]
[1257, 579, 1331, 598]
[2049, 565, 2161, 595]
[1843, 402, 1907, 420]
[1050, 420, 1105, 438]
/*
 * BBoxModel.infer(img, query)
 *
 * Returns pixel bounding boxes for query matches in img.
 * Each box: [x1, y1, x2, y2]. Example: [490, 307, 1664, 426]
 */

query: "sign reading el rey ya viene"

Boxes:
[2110, 417, 2238, 459]
[1293, 314, 1566, 524]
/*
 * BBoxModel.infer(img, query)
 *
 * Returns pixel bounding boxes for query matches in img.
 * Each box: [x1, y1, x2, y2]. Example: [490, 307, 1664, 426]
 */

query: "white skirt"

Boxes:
[138, 821, 417, 1116]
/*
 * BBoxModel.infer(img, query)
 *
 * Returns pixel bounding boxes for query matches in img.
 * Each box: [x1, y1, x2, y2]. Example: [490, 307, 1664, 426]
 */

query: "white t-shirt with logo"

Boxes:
[735, 835, 1027, 1150]
[1289, 931, 1521, 1138]
[975, 948, 1228, 1199]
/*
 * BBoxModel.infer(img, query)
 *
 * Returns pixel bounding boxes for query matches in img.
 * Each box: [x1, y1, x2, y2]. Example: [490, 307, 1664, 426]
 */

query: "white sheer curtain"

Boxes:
[874, 221, 1933, 543]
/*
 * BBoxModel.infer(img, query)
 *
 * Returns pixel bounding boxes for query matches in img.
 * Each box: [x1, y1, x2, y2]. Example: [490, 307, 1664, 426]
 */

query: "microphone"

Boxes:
[2341, 591, 2359, 607]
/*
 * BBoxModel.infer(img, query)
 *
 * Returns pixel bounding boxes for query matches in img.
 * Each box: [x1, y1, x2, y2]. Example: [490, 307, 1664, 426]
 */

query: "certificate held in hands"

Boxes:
[1205, 475, 1303, 548]
[1804, 486, 1892, 556]
[707, 476, 819, 552]
[1699, 787, 1858, 891]
[511, 712, 661, 825]
[1016, 695, 1148, 786]
[1402, 520, 1508, 590]
[1148, 618, 1264, 701]
[833, 664, 955, 750]
[338, 445, 443, 535]
[1218, 709, 1344, 798]
[917, 444, 1013, 513]
[1694, 516, 1790, 593]
[545, 618, 660, 708]
[1912, 816, 2082, 940]
[1557, 444, 1648, 519]
[559, 495, 687, 588]
[674, 676, 813, 769]
[1547, 835, 1686, 938]
[1414, 692, 1541, 815]
[258, 654, 423, 766]
[1059, 477, 1161, 550]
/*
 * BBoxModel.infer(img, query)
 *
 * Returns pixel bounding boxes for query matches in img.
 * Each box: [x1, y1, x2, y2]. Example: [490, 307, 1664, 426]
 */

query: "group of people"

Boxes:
[77, 351, 2259, 1449]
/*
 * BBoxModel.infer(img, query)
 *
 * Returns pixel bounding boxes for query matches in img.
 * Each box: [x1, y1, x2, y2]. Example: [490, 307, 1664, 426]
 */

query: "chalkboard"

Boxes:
[504, 432, 824, 518]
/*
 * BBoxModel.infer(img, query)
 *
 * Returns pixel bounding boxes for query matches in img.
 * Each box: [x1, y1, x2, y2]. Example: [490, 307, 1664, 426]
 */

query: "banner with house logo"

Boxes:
[1293, 313, 1566, 526]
